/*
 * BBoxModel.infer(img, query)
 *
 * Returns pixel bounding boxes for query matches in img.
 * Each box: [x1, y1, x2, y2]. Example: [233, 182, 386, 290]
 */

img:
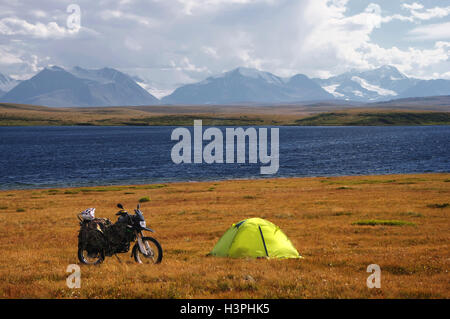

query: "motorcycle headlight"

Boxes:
[139, 221, 146, 227]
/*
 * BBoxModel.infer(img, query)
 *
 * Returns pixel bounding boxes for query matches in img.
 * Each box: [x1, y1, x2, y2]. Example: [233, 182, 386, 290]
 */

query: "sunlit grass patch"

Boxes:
[64, 190, 79, 194]
[400, 212, 423, 217]
[352, 219, 415, 226]
[139, 196, 150, 203]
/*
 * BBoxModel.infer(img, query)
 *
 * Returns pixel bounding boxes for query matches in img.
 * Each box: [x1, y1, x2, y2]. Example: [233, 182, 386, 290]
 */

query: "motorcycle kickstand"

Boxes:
[114, 254, 122, 264]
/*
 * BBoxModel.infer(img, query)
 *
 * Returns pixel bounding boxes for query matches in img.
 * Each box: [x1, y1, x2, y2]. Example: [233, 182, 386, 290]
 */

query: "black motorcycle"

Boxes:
[77, 203, 163, 265]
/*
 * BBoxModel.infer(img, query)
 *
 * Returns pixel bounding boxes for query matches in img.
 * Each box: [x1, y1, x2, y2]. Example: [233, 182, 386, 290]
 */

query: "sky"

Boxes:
[0, 0, 449, 97]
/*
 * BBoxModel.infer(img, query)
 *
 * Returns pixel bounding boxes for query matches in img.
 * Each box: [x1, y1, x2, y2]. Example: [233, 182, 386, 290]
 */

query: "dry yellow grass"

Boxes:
[0, 103, 311, 126]
[0, 173, 449, 299]
[2, 103, 448, 126]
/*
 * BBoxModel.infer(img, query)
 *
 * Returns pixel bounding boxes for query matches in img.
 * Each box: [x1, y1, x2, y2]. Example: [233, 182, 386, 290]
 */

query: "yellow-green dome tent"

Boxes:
[210, 218, 301, 259]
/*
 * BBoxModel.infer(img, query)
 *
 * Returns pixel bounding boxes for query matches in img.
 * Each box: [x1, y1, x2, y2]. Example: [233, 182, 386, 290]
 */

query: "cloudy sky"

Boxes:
[0, 0, 449, 97]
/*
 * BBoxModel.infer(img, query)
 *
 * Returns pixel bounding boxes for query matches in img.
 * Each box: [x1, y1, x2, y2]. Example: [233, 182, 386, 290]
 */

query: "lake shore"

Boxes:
[0, 172, 449, 298]
[1, 103, 449, 126]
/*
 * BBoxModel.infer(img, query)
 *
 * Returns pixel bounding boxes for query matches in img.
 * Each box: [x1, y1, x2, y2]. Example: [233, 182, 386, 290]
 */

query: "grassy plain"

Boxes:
[0, 173, 449, 299]
[1, 103, 449, 126]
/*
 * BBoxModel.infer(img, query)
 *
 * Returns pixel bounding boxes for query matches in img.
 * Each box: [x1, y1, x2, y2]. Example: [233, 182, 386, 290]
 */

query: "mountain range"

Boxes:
[313, 65, 450, 102]
[161, 67, 333, 104]
[0, 66, 158, 107]
[0, 65, 449, 106]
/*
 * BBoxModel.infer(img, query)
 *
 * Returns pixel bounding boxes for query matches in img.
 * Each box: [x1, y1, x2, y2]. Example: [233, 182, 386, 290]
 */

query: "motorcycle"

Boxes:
[77, 203, 163, 265]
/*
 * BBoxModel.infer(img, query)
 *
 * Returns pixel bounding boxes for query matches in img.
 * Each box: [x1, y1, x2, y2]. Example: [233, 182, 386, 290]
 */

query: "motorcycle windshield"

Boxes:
[135, 210, 145, 222]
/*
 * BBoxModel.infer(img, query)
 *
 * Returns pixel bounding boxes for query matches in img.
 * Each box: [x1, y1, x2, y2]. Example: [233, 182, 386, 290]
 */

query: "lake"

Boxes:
[0, 125, 449, 190]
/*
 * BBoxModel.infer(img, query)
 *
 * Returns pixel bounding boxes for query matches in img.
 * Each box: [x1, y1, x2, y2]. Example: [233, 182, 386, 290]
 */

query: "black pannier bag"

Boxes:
[78, 217, 111, 254]
[103, 222, 134, 254]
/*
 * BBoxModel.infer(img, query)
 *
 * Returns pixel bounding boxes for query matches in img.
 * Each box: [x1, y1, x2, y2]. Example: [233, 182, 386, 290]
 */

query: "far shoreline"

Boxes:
[1, 102, 449, 126]
[1, 172, 448, 192]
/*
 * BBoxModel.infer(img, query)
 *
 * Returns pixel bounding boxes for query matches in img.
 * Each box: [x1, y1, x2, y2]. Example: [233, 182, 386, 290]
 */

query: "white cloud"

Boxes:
[402, 3, 424, 11]
[401, 2, 450, 21]
[409, 21, 450, 40]
[170, 57, 209, 73]
[177, 0, 273, 15]
[0, 47, 24, 66]
[0, 45, 49, 80]
[202, 46, 219, 59]
[297, 1, 450, 79]
[0, 0, 450, 91]
[359, 41, 450, 78]
[437, 71, 450, 79]
[100, 10, 158, 27]
[0, 17, 78, 38]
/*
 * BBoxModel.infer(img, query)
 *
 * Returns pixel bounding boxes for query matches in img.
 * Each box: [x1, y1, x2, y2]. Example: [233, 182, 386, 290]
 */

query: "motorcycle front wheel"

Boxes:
[77, 247, 105, 265]
[132, 237, 163, 264]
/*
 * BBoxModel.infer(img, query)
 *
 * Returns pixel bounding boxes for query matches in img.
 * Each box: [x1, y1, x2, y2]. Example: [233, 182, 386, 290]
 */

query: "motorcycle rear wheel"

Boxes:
[77, 247, 105, 265]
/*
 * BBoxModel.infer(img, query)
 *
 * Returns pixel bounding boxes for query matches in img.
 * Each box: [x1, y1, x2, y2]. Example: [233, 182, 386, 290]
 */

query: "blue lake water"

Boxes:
[0, 126, 449, 190]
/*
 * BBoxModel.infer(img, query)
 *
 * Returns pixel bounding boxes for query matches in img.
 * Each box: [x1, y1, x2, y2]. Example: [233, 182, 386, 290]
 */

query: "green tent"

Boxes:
[210, 218, 301, 259]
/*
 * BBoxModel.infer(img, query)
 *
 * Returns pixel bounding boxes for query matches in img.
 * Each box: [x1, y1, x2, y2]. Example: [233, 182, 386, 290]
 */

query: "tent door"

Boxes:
[258, 226, 269, 257]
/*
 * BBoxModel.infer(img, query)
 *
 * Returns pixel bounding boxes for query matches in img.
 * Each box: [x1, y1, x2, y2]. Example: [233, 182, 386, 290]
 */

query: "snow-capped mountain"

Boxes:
[313, 65, 430, 102]
[1, 65, 449, 106]
[69, 66, 160, 105]
[1, 66, 159, 107]
[161, 67, 333, 104]
[162, 65, 450, 104]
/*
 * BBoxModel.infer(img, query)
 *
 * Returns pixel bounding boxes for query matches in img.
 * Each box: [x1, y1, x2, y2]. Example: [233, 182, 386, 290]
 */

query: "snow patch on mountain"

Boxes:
[237, 67, 284, 85]
[351, 76, 397, 96]
[352, 90, 364, 97]
[323, 84, 344, 98]
[137, 81, 175, 99]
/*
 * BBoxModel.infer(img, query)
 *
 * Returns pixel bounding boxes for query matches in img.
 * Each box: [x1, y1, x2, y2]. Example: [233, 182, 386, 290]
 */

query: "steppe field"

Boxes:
[0, 173, 449, 299]
[1, 103, 449, 126]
